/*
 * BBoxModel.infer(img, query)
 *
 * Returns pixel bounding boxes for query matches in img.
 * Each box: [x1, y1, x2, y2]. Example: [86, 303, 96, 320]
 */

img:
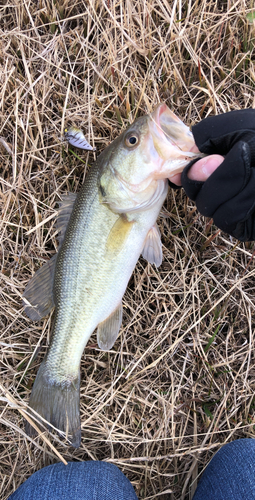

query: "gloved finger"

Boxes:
[192, 109, 255, 158]
[213, 167, 255, 241]
[182, 141, 250, 214]
[194, 141, 250, 217]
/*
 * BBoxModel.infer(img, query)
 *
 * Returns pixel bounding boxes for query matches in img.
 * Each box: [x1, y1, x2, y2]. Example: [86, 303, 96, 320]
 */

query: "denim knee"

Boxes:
[193, 438, 255, 500]
[8, 461, 138, 500]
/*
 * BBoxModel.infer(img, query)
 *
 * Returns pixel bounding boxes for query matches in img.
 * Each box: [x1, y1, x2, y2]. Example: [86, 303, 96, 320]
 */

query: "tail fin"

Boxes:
[25, 360, 81, 448]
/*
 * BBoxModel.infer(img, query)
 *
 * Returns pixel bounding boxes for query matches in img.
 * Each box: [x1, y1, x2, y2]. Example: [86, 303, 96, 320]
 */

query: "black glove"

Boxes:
[181, 109, 255, 241]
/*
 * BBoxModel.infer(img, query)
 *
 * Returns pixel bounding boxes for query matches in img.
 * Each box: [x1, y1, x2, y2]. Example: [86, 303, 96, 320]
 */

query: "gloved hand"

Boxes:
[181, 109, 255, 241]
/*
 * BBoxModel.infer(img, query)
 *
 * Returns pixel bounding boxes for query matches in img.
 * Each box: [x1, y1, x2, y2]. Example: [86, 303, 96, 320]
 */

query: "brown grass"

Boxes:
[1, 1, 255, 499]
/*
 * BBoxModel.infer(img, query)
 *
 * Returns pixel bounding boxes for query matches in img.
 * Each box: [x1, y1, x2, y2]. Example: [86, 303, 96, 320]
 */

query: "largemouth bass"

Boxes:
[23, 103, 199, 447]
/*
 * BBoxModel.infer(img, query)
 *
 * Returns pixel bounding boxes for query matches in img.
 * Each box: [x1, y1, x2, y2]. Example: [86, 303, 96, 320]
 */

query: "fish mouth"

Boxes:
[149, 103, 198, 158]
[147, 103, 204, 178]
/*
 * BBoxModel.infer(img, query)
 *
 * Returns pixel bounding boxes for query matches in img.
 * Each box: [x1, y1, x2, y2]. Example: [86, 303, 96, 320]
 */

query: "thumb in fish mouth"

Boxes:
[169, 154, 225, 186]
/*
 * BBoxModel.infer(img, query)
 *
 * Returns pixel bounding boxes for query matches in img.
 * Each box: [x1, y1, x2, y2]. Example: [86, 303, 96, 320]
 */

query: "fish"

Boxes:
[64, 126, 96, 151]
[23, 103, 200, 447]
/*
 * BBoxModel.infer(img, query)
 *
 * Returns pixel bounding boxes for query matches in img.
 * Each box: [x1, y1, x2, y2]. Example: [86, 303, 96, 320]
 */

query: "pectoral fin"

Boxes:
[106, 216, 134, 255]
[23, 254, 57, 321]
[142, 224, 162, 267]
[97, 303, 123, 350]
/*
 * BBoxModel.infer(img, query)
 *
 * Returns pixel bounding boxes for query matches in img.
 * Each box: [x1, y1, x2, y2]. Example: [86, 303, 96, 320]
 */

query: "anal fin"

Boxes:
[23, 254, 57, 321]
[142, 223, 162, 267]
[97, 303, 123, 350]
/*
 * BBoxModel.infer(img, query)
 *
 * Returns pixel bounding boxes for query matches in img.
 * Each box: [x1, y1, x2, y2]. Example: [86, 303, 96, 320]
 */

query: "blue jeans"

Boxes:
[193, 438, 255, 500]
[9, 439, 255, 499]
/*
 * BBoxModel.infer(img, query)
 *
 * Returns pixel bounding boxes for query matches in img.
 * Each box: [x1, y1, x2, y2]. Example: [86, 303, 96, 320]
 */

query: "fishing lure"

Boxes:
[64, 126, 96, 151]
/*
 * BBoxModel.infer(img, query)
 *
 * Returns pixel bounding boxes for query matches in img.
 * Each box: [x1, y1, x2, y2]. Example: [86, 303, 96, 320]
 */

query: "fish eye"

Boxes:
[125, 132, 139, 148]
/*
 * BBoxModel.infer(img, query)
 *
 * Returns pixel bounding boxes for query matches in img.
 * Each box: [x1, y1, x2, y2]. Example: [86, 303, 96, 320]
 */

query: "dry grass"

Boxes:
[1, 1, 255, 498]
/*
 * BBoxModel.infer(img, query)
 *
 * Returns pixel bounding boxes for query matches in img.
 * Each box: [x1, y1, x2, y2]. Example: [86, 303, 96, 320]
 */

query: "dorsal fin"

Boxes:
[55, 193, 77, 247]
[23, 193, 77, 321]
